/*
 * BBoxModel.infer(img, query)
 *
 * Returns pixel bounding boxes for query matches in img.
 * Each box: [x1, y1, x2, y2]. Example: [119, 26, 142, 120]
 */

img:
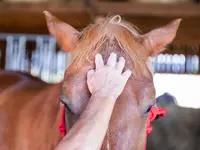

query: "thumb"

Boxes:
[87, 69, 95, 79]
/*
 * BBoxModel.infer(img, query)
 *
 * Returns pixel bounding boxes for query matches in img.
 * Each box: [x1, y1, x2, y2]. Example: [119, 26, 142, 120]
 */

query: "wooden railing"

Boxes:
[0, 33, 199, 83]
[152, 44, 200, 74]
[0, 33, 71, 83]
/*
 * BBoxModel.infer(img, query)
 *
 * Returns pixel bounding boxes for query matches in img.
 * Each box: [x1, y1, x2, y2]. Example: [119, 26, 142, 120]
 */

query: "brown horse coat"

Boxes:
[0, 71, 62, 149]
[0, 12, 181, 150]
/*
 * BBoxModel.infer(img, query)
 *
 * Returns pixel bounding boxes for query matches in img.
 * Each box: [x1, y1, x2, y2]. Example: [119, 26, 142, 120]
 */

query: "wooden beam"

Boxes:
[123, 16, 200, 45]
[94, 2, 200, 17]
[0, 2, 91, 34]
[91, 2, 200, 45]
[0, 2, 199, 45]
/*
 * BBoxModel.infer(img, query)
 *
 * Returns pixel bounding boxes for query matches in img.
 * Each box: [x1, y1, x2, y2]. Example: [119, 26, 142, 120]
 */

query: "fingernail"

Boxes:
[111, 52, 116, 56]
[96, 53, 101, 56]
[119, 57, 125, 61]
[88, 69, 94, 74]
[95, 53, 101, 59]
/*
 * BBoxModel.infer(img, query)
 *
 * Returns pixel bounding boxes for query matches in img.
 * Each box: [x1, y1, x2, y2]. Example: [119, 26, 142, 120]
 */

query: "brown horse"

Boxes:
[0, 11, 181, 150]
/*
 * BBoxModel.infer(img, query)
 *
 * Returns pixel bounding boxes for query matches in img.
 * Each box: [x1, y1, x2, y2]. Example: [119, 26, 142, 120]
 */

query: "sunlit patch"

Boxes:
[154, 73, 200, 108]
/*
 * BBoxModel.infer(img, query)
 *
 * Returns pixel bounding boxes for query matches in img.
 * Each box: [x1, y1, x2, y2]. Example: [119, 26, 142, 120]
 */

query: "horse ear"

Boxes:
[141, 19, 182, 56]
[43, 11, 80, 52]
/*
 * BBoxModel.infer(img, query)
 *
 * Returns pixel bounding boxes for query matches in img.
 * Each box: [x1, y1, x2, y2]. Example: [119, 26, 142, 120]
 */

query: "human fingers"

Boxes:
[122, 69, 132, 80]
[106, 52, 117, 68]
[95, 53, 104, 69]
[116, 57, 125, 73]
[87, 69, 95, 79]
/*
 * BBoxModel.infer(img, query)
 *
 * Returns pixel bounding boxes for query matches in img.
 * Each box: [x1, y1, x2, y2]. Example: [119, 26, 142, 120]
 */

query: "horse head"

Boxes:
[44, 11, 181, 150]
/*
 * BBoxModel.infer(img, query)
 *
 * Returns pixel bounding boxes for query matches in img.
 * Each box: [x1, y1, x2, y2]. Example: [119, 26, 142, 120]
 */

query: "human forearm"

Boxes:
[56, 94, 116, 150]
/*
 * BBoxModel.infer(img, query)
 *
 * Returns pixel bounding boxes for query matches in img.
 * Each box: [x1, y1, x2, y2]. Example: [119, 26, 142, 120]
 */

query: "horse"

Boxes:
[147, 104, 200, 150]
[0, 11, 181, 150]
[155, 93, 178, 108]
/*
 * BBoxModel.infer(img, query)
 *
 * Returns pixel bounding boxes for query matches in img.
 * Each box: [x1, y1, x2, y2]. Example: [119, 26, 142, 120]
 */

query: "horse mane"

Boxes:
[71, 15, 152, 78]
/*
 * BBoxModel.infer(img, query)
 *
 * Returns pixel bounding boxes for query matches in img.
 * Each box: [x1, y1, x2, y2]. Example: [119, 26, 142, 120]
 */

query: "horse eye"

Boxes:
[140, 100, 156, 117]
[144, 104, 153, 114]
[145, 106, 152, 113]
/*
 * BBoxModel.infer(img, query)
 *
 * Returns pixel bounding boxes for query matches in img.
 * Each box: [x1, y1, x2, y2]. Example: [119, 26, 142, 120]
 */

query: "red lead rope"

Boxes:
[59, 106, 167, 149]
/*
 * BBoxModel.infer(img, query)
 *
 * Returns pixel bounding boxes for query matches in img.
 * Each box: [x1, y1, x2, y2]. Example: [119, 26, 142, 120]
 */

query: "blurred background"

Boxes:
[0, 0, 200, 149]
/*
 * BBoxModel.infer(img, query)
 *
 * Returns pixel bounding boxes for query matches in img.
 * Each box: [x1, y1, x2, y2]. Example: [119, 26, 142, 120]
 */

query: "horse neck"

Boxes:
[27, 83, 64, 148]
[0, 74, 64, 150]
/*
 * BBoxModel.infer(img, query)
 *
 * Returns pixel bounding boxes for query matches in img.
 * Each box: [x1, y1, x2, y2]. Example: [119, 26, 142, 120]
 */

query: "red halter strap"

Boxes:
[146, 106, 167, 135]
[59, 107, 67, 137]
[59, 105, 167, 149]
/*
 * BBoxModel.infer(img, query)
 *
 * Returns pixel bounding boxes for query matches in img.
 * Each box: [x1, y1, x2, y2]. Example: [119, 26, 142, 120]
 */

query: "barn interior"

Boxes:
[0, 0, 200, 149]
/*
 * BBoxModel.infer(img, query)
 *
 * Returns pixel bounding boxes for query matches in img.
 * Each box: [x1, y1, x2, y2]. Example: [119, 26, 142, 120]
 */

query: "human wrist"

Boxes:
[91, 92, 117, 102]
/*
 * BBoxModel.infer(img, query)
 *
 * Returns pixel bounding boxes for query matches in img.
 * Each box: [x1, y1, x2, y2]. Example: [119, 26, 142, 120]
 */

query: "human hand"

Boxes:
[87, 52, 132, 100]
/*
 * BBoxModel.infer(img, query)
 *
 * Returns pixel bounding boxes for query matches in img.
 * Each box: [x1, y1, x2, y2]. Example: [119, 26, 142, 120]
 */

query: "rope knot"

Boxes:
[146, 106, 168, 135]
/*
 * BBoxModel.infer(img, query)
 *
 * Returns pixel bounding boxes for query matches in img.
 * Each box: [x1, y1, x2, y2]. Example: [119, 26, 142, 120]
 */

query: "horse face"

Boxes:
[44, 11, 181, 150]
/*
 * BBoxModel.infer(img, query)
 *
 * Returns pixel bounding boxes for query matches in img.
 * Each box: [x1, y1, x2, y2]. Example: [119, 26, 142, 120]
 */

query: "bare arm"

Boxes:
[56, 94, 116, 150]
[56, 53, 131, 150]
